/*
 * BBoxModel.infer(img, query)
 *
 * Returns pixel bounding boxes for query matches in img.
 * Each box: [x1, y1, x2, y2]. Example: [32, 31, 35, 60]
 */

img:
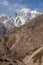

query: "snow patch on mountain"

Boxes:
[3, 18, 15, 32]
[0, 13, 9, 18]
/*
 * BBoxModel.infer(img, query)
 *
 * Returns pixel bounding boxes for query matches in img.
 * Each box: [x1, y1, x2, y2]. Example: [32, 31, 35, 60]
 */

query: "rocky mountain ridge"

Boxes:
[0, 9, 43, 65]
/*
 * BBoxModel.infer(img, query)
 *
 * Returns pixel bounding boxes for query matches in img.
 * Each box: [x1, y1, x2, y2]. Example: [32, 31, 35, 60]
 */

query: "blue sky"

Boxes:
[0, 0, 43, 16]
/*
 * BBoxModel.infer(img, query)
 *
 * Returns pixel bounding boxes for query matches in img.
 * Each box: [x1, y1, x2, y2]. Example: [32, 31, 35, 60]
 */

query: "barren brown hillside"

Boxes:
[0, 14, 43, 65]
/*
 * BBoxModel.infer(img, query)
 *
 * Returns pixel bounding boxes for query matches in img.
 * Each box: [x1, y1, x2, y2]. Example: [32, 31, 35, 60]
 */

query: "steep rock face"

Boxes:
[0, 23, 7, 35]
[0, 35, 10, 56]
[3, 18, 15, 32]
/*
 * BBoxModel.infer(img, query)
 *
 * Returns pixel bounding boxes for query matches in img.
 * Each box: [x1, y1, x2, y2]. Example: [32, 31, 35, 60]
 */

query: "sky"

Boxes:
[0, 0, 43, 16]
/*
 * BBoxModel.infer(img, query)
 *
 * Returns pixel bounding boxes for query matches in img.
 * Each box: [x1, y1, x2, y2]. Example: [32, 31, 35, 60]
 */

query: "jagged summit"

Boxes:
[14, 8, 40, 27]
[0, 13, 9, 23]
[0, 13, 9, 18]
[19, 8, 30, 13]
[19, 8, 39, 19]
[0, 13, 7, 17]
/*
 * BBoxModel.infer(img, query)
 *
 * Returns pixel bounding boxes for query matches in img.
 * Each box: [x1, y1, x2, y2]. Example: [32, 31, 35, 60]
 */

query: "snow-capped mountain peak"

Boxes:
[13, 8, 40, 27]
[0, 13, 9, 18]
[30, 10, 39, 19]
[0, 13, 6, 17]
[0, 13, 9, 23]
[19, 8, 39, 19]
[20, 8, 30, 13]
